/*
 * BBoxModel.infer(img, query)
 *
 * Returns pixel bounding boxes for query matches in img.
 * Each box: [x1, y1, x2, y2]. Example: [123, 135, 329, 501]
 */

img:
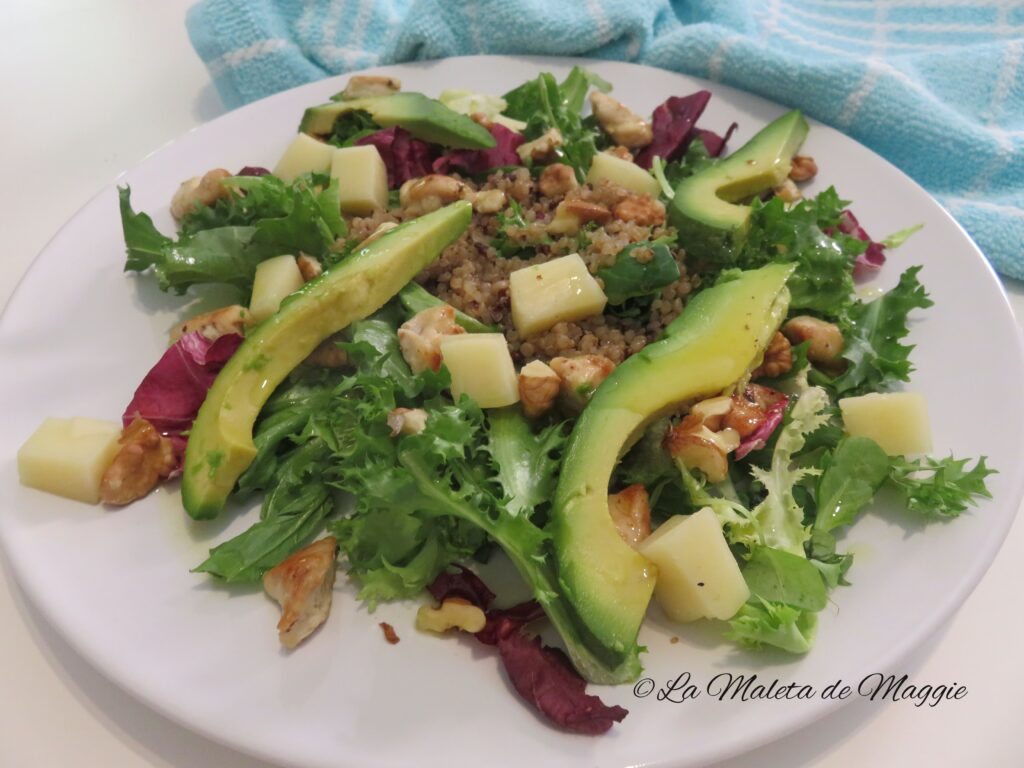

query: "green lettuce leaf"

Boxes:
[828, 266, 933, 396]
[738, 189, 859, 315]
[726, 597, 817, 654]
[120, 175, 346, 298]
[886, 455, 995, 519]
[742, 545, 827, 611]
[501, 67, 608, 180]
[814, 435, 890, 532]
[596, 240, 681, 306]
[748, 386, 831, 555]
[486, 408, 568, 518]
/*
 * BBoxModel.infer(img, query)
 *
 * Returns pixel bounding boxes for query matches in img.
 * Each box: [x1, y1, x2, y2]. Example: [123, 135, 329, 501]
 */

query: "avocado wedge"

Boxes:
[669, 110, 808, 261]
[181, 201, 473, 520]
[300, 92, 496, 150]
[551, 263, 795, 681]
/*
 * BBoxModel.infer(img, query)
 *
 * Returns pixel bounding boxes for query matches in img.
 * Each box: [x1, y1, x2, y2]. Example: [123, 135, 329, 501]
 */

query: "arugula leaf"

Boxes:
[814, 436, 890, 532]
[193, 440, 335, 583]
[501, 68, 606, 180]
[559, 66, 611, 114]
[398, 282, 498, 333]
[742, 545, 827, 611]
[726, 597, 817, 654]
[886, 455, 995, 519]
[491, 198, 537, 258]
[829, 266, 933, 396]
[327, 109, 380, 147]
[596, 241, 681, 305]
[120, 176, 346, 298]
[807, 528, 854, 589]
[653, 140, 716, 193]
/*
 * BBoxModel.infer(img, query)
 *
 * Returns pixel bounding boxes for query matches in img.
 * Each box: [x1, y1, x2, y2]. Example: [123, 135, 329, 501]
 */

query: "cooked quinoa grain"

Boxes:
[348, 170, 696, 364]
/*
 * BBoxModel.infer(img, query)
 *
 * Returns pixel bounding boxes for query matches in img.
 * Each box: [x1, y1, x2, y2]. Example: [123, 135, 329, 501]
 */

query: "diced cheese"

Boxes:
[586, 151, 662, 198]
[639, 508, 750, 623]
[17, 418, 123, 504]
[331, 145, 389, 215]
[439, 333, 519, 408]
[272, 134, 336, 183]
[839, 391, 932, 455]
[249, 255, 305, 323]
[509, 253, 607, 337]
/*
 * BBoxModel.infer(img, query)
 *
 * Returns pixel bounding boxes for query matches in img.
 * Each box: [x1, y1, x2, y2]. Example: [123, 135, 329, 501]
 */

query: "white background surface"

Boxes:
[1, 2, 1022, 766]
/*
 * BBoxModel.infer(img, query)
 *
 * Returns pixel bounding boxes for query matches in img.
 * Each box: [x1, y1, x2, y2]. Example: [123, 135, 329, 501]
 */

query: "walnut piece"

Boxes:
[550, 354, 615, 412]
[399, 174, 470, 217]
[518, 360, 561, 419]
[538, 163, 579, 198]
[416, 597, 487, 634]
[340, 74, 401, 100]
[782, 315, 844, 363]
[99, 419, 177, 506]
[398, 305, 465, 374]
[608, 484, 652, 548]
[387, 407, 429, 436]
[589, 91, 653, 148]
[170, 168, 232, 220]
[170, 304, 252, 343]
[613, 194, 666, 226]
[789, 155, 818, 182]
[263, 537, 338, 649]
[296, 254, 323, 282]
[753, 332, 793, 379]
[516, 128, 563, 163]
[472, 188, 507, 214]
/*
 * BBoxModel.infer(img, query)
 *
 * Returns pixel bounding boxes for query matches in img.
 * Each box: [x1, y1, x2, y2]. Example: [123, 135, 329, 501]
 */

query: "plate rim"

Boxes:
[2, 54, 1023, 768]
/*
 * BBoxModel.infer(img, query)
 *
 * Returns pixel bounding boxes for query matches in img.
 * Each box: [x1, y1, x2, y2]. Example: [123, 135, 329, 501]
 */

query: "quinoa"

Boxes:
[348, 169, 696, 365]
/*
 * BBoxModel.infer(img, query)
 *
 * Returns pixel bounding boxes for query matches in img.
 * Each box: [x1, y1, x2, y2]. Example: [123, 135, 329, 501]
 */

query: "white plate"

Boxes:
[1, 56, 1022, 768]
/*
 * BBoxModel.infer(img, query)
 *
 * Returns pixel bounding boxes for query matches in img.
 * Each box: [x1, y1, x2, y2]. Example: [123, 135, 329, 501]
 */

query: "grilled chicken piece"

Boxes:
[263, 537, 338, 649]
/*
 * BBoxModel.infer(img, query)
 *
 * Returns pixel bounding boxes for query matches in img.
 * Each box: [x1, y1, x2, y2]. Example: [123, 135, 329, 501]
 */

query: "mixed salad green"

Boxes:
[110, 67, 993, 733]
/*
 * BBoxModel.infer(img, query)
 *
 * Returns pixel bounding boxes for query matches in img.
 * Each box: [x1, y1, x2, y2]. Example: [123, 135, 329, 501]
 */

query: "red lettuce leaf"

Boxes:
[426, 569, 627, 734]
[433, 123, 524, 175]
[696, 122, 739, 158]
[122, 332, 242, 456]
[635, 91, 712, 169]
[735, 396, 789, 460]
[475, 600, 545, 646]
[356, 127, 436, 189]
[497, 631, 629, 735]
[838, 209, 887, 279]
[427, 564, 496, 609]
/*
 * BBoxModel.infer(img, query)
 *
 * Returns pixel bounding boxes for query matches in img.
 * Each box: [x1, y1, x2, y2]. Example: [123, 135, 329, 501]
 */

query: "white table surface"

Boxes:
[2, 2, 1022, 766]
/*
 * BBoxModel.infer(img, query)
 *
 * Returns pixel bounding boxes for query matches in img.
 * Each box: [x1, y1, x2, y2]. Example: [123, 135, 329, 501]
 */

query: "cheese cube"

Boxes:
[249, 254, 305, 323]
[586, 151, 662, 198]
[272, 134, 336, 183]
[17, 418, 123, 504]
[509, 253, 607, 337]
[639, 508, 750, 622]
[839, 392, 932, 455]
[331, 145, 389, 215]
[439, 333, 519, 408]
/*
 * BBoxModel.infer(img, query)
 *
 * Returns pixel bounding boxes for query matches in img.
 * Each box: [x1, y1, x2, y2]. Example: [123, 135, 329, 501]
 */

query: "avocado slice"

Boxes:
[550, 263, 795, 681]
[669, 110, 808, 261]
[300, 92, 496, 150]
[181, 201, 473, 520]
[298, 97, 381, 136]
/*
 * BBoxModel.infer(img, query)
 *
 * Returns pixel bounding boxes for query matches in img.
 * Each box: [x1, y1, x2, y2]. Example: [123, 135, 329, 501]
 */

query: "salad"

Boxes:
[16, 67, 994, 735]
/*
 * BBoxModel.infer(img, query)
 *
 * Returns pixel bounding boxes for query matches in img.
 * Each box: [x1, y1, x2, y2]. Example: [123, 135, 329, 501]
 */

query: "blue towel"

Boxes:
[187, 0, 1024, 279]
